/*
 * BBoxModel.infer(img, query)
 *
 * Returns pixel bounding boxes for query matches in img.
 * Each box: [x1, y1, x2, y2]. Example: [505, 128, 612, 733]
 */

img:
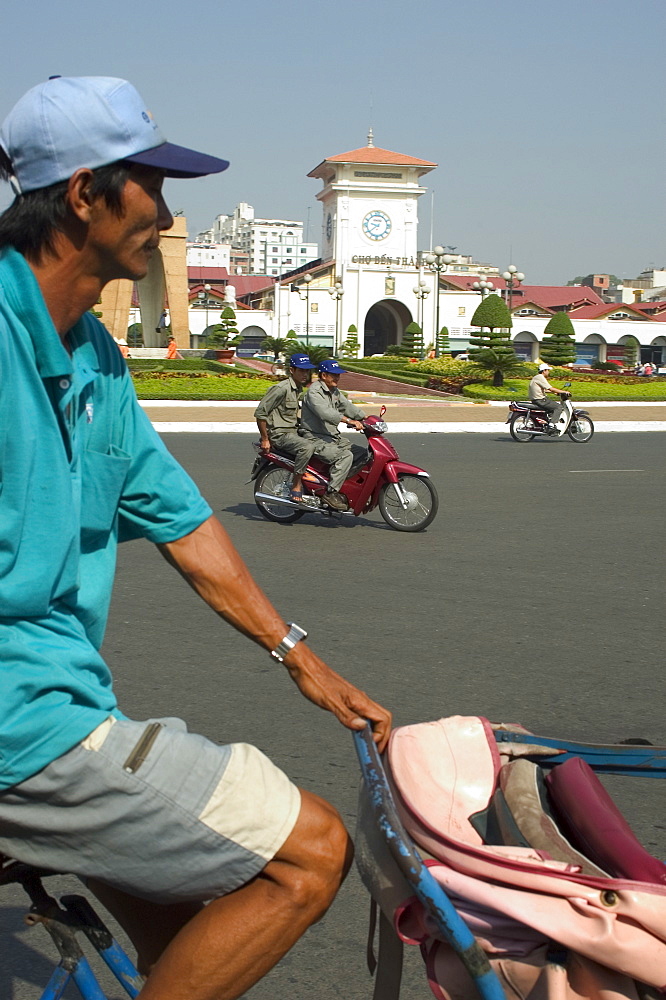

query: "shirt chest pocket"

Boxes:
[80, 446, 131, 537]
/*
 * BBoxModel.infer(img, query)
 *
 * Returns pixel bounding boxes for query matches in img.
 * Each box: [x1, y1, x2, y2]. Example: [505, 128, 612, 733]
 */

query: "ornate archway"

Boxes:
[363, 299, 413, 356]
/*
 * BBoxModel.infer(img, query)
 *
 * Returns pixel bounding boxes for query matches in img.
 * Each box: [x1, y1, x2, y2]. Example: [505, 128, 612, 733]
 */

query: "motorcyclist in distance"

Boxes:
[528, 362, 565, 433]
[300, 359, 366, 511]
[254, 353, 318, 500]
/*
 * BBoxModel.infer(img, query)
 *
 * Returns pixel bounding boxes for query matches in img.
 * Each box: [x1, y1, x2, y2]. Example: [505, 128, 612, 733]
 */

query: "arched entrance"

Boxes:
[238, 324, 269, 356]
[513, 330, 538, 362]
[364, 300, 413, 356]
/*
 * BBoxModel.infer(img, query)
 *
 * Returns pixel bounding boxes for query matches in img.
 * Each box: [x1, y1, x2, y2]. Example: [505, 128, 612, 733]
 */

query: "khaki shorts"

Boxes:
[0, 716, 301, 903]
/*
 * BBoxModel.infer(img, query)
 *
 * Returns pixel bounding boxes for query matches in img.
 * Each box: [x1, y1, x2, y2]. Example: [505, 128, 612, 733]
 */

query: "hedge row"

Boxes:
[462, 379, 666, 402]
[128, 359, 232, 373]
[132, 374, 273, 400]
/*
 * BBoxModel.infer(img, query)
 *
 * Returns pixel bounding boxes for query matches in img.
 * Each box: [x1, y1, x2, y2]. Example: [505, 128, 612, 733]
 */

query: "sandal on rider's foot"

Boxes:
[290, 489, 303, 502]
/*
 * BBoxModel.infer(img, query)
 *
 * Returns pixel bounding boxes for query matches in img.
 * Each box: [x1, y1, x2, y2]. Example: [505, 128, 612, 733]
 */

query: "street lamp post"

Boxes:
[197, 283, 212, 343]
[471, 278, 495, 298]
[328, 281, 344, 353]
[291, 273, 313, 345]
[412, 280, 430, 345]
[501, 264, 525, 312]
[423, 246, 453, 357]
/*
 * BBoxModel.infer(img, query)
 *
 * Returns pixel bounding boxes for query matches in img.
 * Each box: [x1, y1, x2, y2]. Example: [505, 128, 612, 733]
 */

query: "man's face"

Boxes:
[86, 164, 173, 283]
[320, 371, 341, 391]
[290, 366, 311, 387]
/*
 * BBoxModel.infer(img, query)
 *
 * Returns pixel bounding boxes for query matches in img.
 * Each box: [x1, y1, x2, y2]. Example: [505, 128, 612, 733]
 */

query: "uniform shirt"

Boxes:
[253, 375, 304, 433]
[0, 247, 211, 788]
[528, 373, 555, 402]
[300, 380, 365, 443]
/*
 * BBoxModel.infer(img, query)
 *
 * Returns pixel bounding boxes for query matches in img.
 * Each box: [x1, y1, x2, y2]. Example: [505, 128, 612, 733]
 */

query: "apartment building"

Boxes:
[210, 202, 318, 275]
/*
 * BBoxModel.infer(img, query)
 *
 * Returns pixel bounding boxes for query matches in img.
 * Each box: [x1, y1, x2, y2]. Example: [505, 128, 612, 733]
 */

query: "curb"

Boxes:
[151, 421, 666, 434]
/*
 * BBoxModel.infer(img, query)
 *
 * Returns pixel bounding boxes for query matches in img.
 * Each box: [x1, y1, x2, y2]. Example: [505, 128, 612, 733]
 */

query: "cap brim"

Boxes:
[125, 141, 229, 178]
[292, 362, 316, 369]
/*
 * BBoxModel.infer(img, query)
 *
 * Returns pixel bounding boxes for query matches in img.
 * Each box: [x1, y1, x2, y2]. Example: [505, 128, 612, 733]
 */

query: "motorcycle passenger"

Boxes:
[254, 353, 317, 500]
[529, 362, 564, 433]
[301, 359, 366, 511]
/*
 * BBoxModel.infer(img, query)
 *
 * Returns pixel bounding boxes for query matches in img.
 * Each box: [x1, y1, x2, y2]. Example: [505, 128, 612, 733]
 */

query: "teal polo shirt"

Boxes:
[0, 247, 212, 789]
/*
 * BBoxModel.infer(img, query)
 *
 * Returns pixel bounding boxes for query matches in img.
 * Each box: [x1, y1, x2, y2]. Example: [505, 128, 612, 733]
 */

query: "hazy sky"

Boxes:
[1, 0, 663, 284]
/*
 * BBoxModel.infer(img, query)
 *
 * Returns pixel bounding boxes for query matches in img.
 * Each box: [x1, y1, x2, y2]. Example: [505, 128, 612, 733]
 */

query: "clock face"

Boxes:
[326, 213, 332, 240]
[362, 210, 391, 241]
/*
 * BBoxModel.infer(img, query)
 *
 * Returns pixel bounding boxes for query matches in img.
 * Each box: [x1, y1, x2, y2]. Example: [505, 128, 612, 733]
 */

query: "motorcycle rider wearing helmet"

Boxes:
[529, 362, 564, 433]
[254, 353, 318, 500]
[300, 359, 366, 512]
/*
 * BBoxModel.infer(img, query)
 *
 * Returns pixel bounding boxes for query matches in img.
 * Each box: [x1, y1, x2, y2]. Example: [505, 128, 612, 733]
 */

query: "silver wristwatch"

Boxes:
[270, 623, 308, 662]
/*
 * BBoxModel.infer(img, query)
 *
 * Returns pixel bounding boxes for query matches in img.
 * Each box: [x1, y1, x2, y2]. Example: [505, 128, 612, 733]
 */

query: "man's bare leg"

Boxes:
[90, 788, 352, 1000]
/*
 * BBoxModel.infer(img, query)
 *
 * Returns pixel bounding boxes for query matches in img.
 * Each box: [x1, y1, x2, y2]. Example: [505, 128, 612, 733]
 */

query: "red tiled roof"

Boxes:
[633, 300, 666, 316]
[441, 276, 606, 311]
[568, 303, 654, 320]
[187, 266, 230, 282]
[308, 145, 436, 177]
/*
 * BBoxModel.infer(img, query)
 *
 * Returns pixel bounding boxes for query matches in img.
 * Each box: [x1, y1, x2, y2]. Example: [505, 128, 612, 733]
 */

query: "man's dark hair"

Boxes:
[0, 150, 130, 261]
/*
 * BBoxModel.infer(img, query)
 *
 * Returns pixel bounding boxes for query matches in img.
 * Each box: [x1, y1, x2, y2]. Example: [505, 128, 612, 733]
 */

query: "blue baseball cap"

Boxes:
[0, 76, 229, 195]
[318, 359, 346, 375]
[288, 353, 316, 369]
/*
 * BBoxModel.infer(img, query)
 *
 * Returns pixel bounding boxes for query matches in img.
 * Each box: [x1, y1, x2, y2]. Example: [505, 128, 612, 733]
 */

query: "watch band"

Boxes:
[270, 623, 308, 662]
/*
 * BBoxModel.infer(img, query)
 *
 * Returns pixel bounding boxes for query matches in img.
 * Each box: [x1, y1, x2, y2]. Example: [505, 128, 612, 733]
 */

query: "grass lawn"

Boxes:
[463, 379, 666, 402]
[132, 374, 273, 400]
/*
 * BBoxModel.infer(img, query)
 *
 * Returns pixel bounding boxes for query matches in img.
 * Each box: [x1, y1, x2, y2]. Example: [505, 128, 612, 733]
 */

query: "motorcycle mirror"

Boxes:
[380, 405, 387, 418]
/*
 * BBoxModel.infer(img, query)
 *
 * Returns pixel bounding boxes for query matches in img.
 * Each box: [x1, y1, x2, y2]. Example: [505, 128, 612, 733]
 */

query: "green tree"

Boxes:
[208, 305, 242, 349]
[540, 312, 577, 366]
[469, 294, 518, 386]
[340, 324, 359, 359]
[261, 336, 289, 360]
[399, 321, 424, 358]
[621, 336, 640, 369]
[127, 323, 143, 347]
[437, 325, 451, 356]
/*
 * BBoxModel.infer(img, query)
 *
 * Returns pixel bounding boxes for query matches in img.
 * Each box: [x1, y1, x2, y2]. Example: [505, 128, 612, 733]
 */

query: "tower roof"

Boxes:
[308, 144, 436, 178]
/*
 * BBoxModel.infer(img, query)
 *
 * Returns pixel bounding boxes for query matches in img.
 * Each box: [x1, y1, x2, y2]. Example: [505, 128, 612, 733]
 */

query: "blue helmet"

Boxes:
[318, 359, 346, 375]
[288, 353, 316, 370]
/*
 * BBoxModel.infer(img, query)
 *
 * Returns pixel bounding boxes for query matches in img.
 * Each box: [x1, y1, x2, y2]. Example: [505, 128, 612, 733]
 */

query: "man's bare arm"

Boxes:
[158, 515, 391, 750]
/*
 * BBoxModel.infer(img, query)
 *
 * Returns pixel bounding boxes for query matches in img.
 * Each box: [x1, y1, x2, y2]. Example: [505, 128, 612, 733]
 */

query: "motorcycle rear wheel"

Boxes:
[509, 413, 536, 442]
[254, 467, 306, 523]
[567, 416, 594, 443]
[378, 474, 438, 532]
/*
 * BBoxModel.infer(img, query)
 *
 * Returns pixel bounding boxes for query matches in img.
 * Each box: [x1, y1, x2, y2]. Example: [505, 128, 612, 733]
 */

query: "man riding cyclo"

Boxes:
[300, 359, 367, 511]
[0, 76, 390, 1000]
[254, 352, 319, 501]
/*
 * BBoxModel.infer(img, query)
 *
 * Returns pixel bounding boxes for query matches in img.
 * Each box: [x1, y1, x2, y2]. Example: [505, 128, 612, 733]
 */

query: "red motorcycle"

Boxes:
[251, 408, 438, 532]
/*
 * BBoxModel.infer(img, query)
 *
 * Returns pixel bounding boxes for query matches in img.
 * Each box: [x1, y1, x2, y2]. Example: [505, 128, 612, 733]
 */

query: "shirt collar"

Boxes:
[0, 247, 100, 378]
[0, 247, 72, 378]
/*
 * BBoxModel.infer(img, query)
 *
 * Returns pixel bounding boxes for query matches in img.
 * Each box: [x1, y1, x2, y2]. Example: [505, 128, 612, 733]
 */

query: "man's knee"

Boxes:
[267, 790, 352, 917]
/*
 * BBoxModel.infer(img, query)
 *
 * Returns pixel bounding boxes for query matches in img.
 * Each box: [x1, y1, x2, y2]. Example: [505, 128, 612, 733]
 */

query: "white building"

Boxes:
[186, 242, 232, 270]
[222, 137, 666, 368]
[211, 202, 319, 275]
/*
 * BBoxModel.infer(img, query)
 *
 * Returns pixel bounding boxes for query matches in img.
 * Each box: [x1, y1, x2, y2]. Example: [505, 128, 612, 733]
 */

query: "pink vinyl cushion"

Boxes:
[545, 757, 666, 885]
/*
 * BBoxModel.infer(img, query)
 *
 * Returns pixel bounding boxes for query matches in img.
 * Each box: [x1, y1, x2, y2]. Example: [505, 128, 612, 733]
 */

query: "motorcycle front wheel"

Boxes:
[378, 474, 438, 532]
[254, 467, 306, 523]
[509, 413, 536, 442]
[567, 416, 594, 443]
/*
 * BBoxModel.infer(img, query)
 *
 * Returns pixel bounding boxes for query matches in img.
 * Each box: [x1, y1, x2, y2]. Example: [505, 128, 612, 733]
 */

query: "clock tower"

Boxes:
[307, 130, 436, 266]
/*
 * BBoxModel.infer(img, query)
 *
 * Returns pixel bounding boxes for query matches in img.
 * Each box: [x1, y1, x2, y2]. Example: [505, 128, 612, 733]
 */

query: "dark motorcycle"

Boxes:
[507, 385, 594, 443]
[250, 407, 438, 532]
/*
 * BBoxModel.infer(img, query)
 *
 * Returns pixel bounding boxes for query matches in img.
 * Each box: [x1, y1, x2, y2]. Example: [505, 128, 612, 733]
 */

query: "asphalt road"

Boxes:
[4, 430, 665, 999]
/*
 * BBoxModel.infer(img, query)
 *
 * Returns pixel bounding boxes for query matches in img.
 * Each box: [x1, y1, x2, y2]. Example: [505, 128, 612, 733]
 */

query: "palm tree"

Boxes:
[261, 336, 290, 361]
[469, 294, 519, 386]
